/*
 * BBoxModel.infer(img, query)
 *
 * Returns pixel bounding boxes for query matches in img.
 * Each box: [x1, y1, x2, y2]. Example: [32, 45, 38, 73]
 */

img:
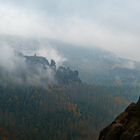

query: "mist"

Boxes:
[0, 44, 60, 86]
[0, 44, 25, 71]
[37, 47, 66, 67]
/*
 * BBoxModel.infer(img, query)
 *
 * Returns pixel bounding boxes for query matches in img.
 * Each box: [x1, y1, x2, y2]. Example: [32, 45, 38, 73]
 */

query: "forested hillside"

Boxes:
[0, 53, 139, 140]
[0, 83, 134, 140]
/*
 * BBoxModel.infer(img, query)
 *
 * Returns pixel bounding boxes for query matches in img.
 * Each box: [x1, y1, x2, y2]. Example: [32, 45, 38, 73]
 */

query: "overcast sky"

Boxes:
[0, 0, 140, 60]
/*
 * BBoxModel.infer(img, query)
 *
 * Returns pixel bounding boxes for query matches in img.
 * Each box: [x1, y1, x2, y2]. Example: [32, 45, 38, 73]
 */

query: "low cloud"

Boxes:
[0, 44, 25, 71]
[37, 47, 66, 67]
[0, 1, 140, 61]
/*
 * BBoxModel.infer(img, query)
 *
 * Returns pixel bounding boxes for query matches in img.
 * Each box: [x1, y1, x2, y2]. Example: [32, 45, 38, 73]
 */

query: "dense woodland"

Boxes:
[0, 81, 139, 140]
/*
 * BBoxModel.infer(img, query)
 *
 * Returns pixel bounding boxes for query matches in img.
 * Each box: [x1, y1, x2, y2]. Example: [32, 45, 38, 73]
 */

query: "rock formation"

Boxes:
[99, 98, 140, 140]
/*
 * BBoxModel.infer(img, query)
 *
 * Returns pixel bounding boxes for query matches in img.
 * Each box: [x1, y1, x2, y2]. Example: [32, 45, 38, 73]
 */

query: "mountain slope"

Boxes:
[50, 40, 140, 86]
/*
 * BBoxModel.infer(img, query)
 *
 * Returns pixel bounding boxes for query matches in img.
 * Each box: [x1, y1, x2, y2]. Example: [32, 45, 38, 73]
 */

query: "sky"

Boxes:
[0, 0, 140, 61]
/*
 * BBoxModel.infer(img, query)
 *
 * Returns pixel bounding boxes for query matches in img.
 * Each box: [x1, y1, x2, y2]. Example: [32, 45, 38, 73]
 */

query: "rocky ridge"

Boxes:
[99, 98, 140, 140]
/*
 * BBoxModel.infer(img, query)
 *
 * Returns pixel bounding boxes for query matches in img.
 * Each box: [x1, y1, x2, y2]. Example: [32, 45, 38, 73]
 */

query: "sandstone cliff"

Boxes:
[99, 98, 140, 140]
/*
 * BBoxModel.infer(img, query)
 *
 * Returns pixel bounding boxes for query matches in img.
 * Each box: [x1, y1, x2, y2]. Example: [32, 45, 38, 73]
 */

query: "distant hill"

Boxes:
[49, 40, 140, 86]
[1, 35, 140, 86]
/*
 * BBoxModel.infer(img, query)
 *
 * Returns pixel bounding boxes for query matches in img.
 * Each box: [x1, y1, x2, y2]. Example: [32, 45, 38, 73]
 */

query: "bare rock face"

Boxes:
[99, 98, 140, 140]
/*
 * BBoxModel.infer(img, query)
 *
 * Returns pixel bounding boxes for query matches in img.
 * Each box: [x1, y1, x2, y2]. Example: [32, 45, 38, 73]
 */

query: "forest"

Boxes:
[0, 79, 139, 140]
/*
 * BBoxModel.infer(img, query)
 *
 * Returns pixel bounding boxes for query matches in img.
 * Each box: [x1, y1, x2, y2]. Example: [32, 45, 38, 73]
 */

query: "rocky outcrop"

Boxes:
[99, 98, 140, 140]
[25, 54, 81, 85]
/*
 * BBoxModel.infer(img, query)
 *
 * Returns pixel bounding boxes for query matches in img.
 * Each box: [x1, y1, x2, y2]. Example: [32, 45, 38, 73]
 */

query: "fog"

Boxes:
[0, 45, 25, 71]
[0, 44, 58, 86]
[37, 47, 66, 67]
[0, 0, 140, 61]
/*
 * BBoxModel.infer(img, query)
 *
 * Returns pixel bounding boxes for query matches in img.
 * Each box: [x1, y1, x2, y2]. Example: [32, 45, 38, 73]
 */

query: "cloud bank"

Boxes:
[0, 0, 140, 61]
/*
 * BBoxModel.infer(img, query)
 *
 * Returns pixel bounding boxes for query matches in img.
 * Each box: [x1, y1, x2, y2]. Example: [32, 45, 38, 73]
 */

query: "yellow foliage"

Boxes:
[2, 136, 8, 140]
